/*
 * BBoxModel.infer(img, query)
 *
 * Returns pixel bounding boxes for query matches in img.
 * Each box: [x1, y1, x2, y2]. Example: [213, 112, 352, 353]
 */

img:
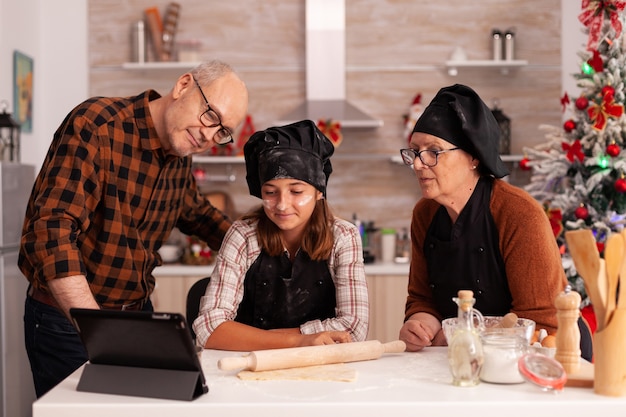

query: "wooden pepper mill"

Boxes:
[554, 285, 581, 374]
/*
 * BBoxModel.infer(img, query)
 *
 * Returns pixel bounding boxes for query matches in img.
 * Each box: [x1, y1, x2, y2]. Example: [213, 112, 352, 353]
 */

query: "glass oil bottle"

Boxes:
[448, 290, 484, 386]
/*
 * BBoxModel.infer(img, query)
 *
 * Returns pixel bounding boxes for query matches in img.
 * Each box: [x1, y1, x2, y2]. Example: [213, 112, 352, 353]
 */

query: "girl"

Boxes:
[193, 120, 369, 351]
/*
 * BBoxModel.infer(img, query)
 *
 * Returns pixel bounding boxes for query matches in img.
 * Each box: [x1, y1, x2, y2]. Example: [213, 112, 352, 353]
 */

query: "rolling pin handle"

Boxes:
[383, 340, 406, 353]
[218, 355, 254, 371]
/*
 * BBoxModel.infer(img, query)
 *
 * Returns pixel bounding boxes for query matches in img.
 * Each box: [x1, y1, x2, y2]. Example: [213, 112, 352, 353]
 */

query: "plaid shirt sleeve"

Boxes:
[193, 220, 260, 347]
[299, 218, 369, 341]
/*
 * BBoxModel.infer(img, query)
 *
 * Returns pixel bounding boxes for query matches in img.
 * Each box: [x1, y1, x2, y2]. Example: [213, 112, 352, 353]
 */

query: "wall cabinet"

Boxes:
[151, 275, 208, 314]
[366, 274, 408, 342]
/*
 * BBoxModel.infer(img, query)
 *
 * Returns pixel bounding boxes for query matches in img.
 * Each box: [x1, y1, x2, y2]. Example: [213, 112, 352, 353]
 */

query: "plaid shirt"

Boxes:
[193, 217, 370, 346]
[19, 90, 231, 308]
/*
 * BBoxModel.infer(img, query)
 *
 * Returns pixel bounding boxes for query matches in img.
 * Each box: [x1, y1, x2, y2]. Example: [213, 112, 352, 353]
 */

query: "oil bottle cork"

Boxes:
[554, 285, 581, 374]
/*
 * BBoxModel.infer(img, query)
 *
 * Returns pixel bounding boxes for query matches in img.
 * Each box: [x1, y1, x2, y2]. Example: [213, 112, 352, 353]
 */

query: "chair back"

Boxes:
[186, 277, 211, 340]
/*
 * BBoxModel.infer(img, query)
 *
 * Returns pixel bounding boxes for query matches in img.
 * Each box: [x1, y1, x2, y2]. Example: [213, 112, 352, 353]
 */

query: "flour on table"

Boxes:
[237, 363, 357, 382]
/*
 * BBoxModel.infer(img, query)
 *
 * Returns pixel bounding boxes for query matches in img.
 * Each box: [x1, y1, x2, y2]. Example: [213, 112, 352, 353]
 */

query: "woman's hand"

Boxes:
[399, 312, 441, 352]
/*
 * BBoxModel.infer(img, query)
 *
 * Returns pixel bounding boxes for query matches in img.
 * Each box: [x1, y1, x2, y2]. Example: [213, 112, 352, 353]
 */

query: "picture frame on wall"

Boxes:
[13, 50, 34, 133]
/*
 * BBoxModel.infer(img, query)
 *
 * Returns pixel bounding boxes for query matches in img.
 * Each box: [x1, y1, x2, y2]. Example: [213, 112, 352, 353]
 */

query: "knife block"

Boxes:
[593, 308, 626, 397]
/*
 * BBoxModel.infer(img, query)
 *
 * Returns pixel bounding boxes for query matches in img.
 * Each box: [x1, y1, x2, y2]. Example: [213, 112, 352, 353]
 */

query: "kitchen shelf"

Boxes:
[121, 61, 201, 70]
[500, 154, 524, 162]
[192, 155, 244, 164]
[116, 63, 303, 72]
[445, 60, 528, 76]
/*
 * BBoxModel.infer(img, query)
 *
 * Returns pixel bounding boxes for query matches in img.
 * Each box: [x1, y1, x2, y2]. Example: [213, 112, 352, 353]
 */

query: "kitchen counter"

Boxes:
[153, 261, 410, 277]
[33, 347, 625, 417]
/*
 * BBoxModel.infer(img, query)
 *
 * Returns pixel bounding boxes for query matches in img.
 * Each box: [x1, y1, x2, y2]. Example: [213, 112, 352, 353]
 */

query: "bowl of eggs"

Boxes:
[442, 314, 536, 345]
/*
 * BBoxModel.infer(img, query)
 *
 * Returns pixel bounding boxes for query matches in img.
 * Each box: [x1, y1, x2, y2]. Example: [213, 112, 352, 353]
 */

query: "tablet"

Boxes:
[69, 308, 208, 400]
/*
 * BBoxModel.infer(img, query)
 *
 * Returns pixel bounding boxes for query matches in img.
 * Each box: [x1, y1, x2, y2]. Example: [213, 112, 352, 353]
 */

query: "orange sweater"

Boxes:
[405, 179, 567, 333]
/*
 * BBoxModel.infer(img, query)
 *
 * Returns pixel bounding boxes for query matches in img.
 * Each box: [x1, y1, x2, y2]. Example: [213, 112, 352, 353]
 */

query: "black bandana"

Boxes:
[244, 120, 334, 198]
[412, 84, 509, 178]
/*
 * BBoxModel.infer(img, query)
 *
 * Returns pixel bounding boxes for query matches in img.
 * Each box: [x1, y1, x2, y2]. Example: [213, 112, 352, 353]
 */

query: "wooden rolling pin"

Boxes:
[218, 340, 406, 372]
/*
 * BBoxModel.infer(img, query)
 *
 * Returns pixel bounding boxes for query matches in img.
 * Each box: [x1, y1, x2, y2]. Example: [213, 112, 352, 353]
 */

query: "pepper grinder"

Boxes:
[554, 285, 581, 374]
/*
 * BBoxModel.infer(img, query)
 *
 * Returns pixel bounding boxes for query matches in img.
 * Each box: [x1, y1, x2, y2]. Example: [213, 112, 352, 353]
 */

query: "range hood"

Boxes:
[275, 0, 383, 128]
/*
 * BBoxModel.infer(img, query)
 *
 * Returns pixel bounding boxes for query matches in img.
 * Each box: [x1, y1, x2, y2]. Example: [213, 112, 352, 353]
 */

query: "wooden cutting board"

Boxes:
[566, 360, 594, 388]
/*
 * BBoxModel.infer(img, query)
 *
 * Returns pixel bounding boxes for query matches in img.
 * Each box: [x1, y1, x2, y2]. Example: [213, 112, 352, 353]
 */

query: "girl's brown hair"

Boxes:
[241, 199, 335, 260]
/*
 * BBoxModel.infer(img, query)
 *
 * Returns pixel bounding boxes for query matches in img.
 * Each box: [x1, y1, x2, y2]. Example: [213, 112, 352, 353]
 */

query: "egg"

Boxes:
[541, 334, 557, 348]
[530, 330, 540, 344]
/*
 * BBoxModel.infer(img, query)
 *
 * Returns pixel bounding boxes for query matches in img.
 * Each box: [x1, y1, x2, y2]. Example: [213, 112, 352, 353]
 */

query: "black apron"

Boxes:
[424, 177, 512, 319]
[235, 249, 336, 329]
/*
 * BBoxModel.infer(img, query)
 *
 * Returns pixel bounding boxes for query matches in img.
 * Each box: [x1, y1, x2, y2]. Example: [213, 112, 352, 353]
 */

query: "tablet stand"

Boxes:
[77, 363, 208, 401]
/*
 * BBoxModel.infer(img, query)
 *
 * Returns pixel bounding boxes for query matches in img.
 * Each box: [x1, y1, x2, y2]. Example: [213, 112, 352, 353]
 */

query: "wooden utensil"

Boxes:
[218, 340, 407, 372]
[619, 229, 626, 311]
[565, 229, 607, 330]
[593, 308, 626, 396]
[604, 233, 623, 325]
[596, 258, 607, 330]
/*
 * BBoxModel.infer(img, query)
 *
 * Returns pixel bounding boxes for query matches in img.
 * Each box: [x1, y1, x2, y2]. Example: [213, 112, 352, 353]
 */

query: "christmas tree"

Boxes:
[523, 0, 626, 315]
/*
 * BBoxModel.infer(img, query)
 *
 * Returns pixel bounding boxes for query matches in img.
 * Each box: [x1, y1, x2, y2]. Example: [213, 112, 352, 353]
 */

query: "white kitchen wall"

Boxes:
[2, 1, 586, 169]
[0, 0, 88, 171]
[561, 0, 587, 118]
[0, 3, 86, 414]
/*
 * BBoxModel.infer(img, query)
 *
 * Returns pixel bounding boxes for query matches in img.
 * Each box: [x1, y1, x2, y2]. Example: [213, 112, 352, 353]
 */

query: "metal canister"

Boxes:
[505, 29, 515, 60]
[492, 29, 503, 61]
[131, 20, 146, 63]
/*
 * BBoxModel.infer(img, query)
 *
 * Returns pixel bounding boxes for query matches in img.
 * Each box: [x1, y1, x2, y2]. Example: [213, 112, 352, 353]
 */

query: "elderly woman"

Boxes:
[398, 84, 592, 360]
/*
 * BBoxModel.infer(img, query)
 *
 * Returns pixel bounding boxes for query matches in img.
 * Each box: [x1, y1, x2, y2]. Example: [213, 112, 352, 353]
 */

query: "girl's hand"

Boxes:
[298, 331, 351, 346]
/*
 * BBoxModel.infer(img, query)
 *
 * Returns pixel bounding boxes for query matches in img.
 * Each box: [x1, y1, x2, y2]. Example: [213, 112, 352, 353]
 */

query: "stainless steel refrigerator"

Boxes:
[0, 162, 36, 417]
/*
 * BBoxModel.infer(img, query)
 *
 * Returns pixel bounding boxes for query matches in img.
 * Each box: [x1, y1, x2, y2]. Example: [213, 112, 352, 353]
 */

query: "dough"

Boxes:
[237, 363, 357, 382]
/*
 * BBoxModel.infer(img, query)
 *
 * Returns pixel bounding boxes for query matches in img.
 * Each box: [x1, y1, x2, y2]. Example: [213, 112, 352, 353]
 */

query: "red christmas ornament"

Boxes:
[519, 157, 531, 171]
[588, 91, 625, 131]
[587, 50, 604, 73]
[615, 178, 626, 193]
[562, 140, 585, 163]
[564, 119, 576, 132]
[561, 93, 570, 112]
[574, 205, 589, 220]
[317, 119, 343, 147]
[607, 143, 621, 157]
[602, 85, 615, 99]
[596, 242, 605, 254]
[235, 114, 255, 156]
[575, 96, 589, 110]
[579, 1, 625, 51]
[545, 206, 563, 238]
[192, 167, 206, 181]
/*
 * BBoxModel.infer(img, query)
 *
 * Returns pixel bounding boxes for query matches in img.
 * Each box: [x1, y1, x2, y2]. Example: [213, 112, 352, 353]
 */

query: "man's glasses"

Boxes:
[193, 77, 234, 145]
[399, 148, 460, 167]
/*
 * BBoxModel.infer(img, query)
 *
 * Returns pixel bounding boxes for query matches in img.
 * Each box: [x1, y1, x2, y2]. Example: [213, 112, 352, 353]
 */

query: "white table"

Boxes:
[33, 347, 626, 417]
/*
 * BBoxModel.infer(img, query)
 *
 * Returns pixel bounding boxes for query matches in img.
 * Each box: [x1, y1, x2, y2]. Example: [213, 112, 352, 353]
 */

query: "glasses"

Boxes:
[399, 147, 460, 167]
[193, 77, 234, 145]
